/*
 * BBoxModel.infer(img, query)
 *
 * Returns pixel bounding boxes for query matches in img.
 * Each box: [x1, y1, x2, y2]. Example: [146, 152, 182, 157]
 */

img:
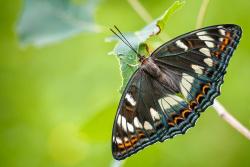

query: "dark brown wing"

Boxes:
[152, 24, 242, 112]
[112, 24, 242, 160]
[112, 69, 199, 160]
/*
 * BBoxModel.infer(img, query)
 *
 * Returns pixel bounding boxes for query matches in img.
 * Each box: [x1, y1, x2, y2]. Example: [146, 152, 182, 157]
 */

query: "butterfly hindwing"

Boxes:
[112, 70, 161, 160]
[112, 69, 200, 160]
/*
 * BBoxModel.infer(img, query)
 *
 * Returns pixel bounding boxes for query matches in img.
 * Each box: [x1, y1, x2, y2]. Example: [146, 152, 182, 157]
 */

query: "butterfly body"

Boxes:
[111, 24, 242, 160]
[141, 57, 181, 93]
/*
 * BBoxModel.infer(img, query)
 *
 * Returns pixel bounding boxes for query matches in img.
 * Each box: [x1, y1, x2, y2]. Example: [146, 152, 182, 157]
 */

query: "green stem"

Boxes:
[213, 99, 250, 140]
[195, 0, 210, 28]
[127, 0, 153, 23]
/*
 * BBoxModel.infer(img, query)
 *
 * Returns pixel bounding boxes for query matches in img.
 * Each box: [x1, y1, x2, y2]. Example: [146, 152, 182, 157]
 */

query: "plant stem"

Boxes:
[196, 0, 210, 29]
[127, 0, 153, 23]
[111, 159, 124, 167]
[213, 99, 250, 140]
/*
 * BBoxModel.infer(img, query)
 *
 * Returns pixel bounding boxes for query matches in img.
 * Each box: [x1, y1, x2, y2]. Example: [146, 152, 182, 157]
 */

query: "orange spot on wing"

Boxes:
[130, 136, 138, 144]
[118, 144, 125, 149]
[202, 84, 210, 94]
[224, 38, 229, 45]
[124, 141, 132, 147]
[168, 122, 175, 127]
[214, 51, 221, 58]
[117, 136, 139, 151]
[189, 101, 198, 110]
[138, 132, 145, 138]
[181, 109, 191, 118]
[196, 94, 204, 103]
[173, 116, 184, 124]
[213, 32, 231, 58]
[225, 32, 231, 42]
[220, 32, 231, 51]
[220, 44, 226, 51]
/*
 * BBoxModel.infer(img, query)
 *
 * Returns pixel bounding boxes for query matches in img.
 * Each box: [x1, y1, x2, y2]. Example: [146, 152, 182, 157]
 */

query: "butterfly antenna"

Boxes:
[113, 26, 137, 52]
[110, 26, 142, 58]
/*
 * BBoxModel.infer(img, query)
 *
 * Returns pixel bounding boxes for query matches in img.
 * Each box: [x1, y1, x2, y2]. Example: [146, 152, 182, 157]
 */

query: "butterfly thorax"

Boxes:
[141, 57, 180, 92]
[141, 57, 162, 78]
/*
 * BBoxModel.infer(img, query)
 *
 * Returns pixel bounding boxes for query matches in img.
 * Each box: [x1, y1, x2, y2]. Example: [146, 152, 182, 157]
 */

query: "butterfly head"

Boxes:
[139, 55, 147, 64]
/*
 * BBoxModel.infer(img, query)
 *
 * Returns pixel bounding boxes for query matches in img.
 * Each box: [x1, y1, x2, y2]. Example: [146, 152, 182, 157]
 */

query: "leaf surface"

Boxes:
[17, 0, 101, 46]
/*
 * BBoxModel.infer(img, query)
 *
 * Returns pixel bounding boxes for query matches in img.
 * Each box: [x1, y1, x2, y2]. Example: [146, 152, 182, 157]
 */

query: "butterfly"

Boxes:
[110, 24, 242, 160]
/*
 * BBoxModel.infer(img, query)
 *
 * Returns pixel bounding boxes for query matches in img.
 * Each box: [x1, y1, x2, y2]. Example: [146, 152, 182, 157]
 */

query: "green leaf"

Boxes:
[107, 1, 185, 92]
[108, 35, 139, 92]
[156, 0, 185, 32]
[17, 0, 101, 46]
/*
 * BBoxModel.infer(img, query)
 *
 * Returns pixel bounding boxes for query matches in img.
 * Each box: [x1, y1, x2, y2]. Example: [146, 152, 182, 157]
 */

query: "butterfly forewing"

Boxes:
[152, 24, 241, 111]
[112, 24, 242, 160]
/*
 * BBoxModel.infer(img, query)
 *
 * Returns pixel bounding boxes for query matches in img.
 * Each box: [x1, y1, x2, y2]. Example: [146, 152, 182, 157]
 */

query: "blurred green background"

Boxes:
[1, 0, 250, 167]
